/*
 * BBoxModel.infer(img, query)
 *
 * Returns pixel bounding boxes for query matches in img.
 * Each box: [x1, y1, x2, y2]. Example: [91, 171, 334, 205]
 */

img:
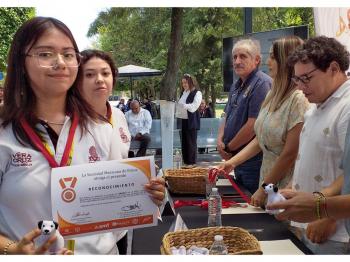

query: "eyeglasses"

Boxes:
[291, 68, 319, 85]
[26, 51, 81, 68]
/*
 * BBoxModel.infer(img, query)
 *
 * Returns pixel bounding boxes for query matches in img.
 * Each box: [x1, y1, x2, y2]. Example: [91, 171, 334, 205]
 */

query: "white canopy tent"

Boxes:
[118, 64, 163, 97]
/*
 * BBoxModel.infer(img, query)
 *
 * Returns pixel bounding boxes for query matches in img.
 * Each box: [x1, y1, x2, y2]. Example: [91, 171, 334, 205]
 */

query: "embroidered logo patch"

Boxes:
[314, 175, 323, 183]
[119, 127, 130, 143]
[88, 146, 100, 163]
[11, 152, 32, 167]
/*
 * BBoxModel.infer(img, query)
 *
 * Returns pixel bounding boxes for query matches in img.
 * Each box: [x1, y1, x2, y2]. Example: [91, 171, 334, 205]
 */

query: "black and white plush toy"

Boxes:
[262, 183, 286, 215]
[36, 220, 64, 254]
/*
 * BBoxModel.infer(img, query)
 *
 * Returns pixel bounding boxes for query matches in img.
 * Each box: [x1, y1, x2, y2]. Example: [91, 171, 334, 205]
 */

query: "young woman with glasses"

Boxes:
[0, 17, 164, 255]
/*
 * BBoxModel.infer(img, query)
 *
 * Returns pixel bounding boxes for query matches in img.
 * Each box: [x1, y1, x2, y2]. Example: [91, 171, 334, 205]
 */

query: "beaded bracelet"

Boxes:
[313, 191, 328, 219]
[3, 240, 16, 255]
[315, 195, 322, 219]
[313, 191, 325, 198]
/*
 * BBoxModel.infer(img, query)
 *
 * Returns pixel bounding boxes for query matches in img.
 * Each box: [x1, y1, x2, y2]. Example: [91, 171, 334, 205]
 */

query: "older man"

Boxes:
[125, 100, 152, 157]
[217, 38, 271, 193]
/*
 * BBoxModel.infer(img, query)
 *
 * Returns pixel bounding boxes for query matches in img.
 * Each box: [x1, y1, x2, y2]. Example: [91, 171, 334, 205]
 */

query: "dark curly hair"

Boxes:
[288, 36, 350, 72]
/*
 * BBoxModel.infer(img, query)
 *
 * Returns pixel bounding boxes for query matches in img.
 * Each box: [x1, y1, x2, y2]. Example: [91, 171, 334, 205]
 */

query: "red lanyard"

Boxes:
[208, 168, 251, 203]
[106, 102, 113, 125]
[20, 112, 79, 168]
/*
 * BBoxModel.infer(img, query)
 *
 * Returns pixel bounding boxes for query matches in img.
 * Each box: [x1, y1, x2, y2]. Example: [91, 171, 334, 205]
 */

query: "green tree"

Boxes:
[253, 8, 314, 36]
[88, 8, 171, 96]
[181, 8, 243, 113]
[0, 7, 35, 72]
[159, 8, 183, 101]
[88, 7, 314, 107]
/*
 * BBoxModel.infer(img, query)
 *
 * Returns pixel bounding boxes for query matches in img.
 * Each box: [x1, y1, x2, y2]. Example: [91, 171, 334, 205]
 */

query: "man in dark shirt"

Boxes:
[217, 38, 272, 193]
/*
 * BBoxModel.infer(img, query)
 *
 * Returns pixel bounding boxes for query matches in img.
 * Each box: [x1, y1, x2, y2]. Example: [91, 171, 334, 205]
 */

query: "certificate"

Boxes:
[51, 156, 158, 238]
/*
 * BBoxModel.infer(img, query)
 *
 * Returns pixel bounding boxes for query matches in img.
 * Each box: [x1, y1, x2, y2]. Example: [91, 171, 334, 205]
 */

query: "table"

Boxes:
[131, 181, 312, 254]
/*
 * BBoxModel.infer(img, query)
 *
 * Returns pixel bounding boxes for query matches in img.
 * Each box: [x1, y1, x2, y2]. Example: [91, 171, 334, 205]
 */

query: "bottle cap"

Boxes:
[214, 235, 223, 241]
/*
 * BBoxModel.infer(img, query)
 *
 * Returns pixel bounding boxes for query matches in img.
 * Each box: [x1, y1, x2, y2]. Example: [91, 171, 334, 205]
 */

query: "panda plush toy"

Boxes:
[262, 183, 286, 215]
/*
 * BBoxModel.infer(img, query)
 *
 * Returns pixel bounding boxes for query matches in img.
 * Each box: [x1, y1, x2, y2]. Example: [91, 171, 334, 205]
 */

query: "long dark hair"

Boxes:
[0, 16, 98, 146]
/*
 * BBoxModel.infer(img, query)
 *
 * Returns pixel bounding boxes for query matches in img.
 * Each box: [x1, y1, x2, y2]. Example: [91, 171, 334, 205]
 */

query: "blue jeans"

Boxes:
[234, 154, 262, 194]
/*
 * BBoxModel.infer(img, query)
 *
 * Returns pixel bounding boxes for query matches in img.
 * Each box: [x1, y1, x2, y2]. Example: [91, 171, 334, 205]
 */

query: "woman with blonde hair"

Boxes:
[218, 35, 309, 206]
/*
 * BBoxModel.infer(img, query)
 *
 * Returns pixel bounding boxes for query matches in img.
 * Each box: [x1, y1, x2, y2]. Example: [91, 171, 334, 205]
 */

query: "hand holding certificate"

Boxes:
[144, 177, 166, 206]
[51, 156, 160, 238]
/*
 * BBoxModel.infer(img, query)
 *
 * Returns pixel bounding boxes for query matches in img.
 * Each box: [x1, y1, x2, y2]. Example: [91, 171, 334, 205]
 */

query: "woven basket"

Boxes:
[161, 226, 262, 255]
[164, 168, 208, 194]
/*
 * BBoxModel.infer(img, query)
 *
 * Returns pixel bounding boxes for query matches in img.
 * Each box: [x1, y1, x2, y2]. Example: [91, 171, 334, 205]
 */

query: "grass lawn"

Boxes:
[215, 103, 226, 118]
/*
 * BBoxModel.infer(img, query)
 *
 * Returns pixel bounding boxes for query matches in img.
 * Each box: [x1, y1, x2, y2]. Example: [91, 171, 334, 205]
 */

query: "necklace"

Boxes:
[39, 118, 65, 125]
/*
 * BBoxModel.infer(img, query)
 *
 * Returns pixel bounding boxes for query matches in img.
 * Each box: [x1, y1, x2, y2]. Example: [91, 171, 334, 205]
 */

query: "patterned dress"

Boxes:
[254, 89, 310, 188]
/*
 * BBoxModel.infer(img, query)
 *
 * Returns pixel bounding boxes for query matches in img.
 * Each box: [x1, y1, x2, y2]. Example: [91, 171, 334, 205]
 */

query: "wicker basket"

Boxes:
[164, 168, 208, 194]
[161, 226, 262, 255]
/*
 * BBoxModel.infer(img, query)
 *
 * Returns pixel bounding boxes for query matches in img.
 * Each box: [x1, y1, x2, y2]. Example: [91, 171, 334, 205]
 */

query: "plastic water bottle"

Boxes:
[205, 173, 216, 199]
[173, 149, 182, 169]
[209, 235, 228, 255]
[208, 187, 222, 227]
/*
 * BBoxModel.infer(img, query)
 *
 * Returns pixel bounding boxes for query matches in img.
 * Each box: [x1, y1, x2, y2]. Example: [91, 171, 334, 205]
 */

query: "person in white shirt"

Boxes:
[77, 49, 132, 254]
[269, 36, 350, 254]
[78, 49, 131, 159]
[175, 74, 202, 167]
[0, 17, 165, 255]
[125, 100, 152, 157]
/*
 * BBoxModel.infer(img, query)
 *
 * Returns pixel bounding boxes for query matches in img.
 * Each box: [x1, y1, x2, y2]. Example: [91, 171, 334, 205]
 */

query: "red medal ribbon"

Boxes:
[106, 102, 113, 125]
[20, 112, 79, 168]
[59, 177, 77, 189]
[173, 199, 246, 209]
[208, 168, 251, 204]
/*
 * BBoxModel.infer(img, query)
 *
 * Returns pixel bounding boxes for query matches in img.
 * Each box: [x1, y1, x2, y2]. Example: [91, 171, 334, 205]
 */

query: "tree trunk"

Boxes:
[210, 83, 217, 118]
[159, 8, 184, 101]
